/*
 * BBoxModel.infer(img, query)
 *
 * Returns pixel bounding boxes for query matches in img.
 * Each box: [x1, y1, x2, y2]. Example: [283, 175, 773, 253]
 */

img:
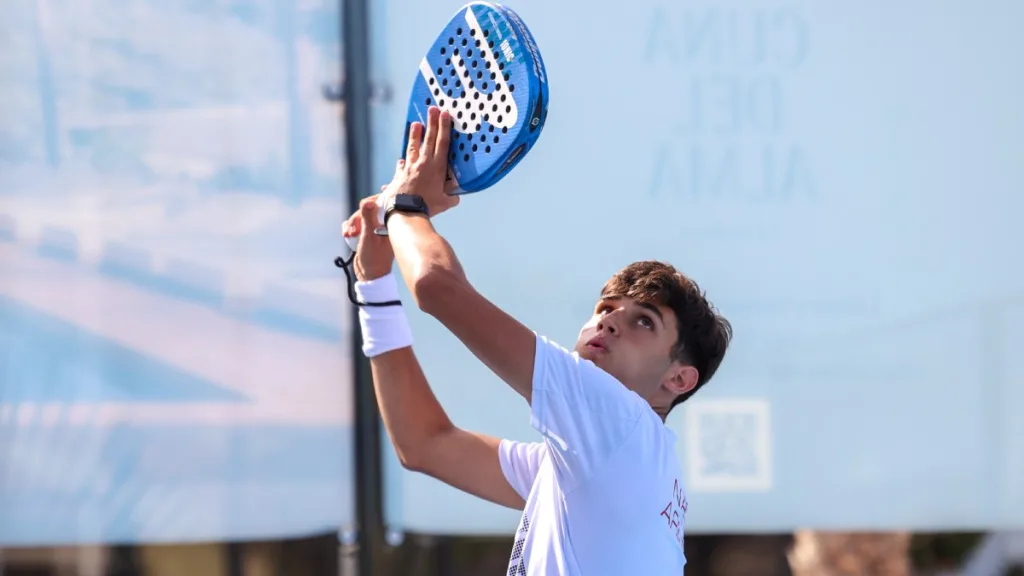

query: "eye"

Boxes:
[637, 316, 655, 330]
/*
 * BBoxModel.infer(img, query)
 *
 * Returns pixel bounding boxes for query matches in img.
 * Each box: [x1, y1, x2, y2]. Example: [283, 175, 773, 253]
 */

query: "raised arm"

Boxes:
[380, 107, 539, 403]
[346, 197, 525, 510]
[369, 346, 525, 509]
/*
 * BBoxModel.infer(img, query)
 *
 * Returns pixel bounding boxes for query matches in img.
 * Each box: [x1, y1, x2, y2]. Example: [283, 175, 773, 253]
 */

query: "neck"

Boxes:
[650, 402, 670, 422]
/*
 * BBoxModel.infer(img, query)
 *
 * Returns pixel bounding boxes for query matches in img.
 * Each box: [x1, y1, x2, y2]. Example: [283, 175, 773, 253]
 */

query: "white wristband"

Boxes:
[354, 273, 413, 357]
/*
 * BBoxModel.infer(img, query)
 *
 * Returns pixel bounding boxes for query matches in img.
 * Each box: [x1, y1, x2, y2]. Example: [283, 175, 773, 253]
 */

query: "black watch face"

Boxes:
[395, 194, 427, 214]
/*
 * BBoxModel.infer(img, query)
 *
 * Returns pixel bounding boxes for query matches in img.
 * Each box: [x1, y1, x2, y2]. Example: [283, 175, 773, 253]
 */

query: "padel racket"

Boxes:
[344, 2, 547, 252]
[406, 1, 548, 194]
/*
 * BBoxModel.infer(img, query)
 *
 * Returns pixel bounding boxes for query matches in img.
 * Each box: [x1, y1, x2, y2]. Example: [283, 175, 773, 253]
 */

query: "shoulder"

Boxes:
[533, 334, 646, 415]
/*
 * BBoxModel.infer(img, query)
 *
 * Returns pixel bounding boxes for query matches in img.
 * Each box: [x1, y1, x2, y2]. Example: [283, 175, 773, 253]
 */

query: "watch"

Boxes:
[383, 193, 430, 227]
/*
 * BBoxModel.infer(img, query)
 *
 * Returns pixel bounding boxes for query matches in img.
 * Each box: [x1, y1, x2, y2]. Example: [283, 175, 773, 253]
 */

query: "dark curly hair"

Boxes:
[600, 261, 732, 410]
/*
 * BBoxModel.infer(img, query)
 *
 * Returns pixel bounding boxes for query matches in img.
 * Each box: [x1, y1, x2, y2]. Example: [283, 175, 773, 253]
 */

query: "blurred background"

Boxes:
[1, 0, 1021, 574]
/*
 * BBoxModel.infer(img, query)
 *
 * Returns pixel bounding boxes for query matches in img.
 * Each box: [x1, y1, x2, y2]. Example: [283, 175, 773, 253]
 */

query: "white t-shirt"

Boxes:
[498, 334, 688, 575]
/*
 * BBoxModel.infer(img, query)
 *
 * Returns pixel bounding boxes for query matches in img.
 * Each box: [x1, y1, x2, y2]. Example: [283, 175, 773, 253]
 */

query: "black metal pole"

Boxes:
[340, 0, 385, 574]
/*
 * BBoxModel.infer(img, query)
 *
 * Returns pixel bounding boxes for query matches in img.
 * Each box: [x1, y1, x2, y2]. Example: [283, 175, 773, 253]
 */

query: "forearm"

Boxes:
[384, 211, 537, 400]
[369, 347, 454, 469]
[385, 213, 468, 310]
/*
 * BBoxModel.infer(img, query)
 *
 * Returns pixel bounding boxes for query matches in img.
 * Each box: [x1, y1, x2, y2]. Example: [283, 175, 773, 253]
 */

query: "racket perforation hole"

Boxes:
[498, 62, 505, 70]
[448, 37, 454, 45]
[454, 48, 459, 56]
[472, 61, 478, 68]
[444, 58, 450, 65]
[475, 123, 481, 131]
[457, 27, 463, 35]
[447, 90, 453, 97]
[463, 154, 469, 161]
[425, 98, 430, 104]
[501, 127, 508, 134]
[470, 28, 476, 36]
[460, 91, 466, 98]
[493, 136, 499, 143]
[467, 49, 473, 57]
[488, 40, 494, 48]
[504, 73, 510, 81]
[457, 111, 463, 119]
[433, 88, 439, 96]
[465, 101, 471, 109]
[497, 115, 503, 123]
[477, 71, 484, 79]
[485, 145, 491, 153]
[461, 122, 468, 130]
[482, 82, 489, 90]
[490, 72, 496, 80]
[429, 78, 435, 85]
[461, 38, 468, 46]
[475, 39, 481, 47]
[485, 61, 491, 69]
[436, 67, 443, 74]
[472, 92, 479, 99]
[505, 105, 511, 113]
[472, 144, 478, 152]
[439, 99, 445, 106]
[442, 79, 448, 87]
[440, 47, 446, 55]
[459, 143, 465, 150]
[483, 29, 490, 37]
[456, 80, 462, 88]
[509, 84, 515, 92]
[478, 103, 484, 111]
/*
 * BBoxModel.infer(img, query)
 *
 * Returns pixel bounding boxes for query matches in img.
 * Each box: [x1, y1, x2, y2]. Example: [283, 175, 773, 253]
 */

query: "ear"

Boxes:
[663, 363, 699, 397]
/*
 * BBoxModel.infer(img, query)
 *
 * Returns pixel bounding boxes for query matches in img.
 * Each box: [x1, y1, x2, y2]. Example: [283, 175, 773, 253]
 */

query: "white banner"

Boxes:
[376, 0, 1024, 534]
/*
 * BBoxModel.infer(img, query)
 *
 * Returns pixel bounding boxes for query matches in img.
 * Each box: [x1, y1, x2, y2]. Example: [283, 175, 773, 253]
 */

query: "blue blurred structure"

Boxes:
[0, 0, 355, 545]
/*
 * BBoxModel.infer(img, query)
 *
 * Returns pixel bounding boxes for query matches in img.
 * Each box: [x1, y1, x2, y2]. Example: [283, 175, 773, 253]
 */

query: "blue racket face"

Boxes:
[403, 2, 548, 194]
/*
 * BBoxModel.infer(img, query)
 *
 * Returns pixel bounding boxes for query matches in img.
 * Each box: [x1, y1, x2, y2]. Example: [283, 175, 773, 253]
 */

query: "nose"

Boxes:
[597, 309, 621, 336]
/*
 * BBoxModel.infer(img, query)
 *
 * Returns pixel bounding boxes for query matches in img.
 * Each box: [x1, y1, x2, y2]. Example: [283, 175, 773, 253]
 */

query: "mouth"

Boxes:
[585, 336, 608, 353]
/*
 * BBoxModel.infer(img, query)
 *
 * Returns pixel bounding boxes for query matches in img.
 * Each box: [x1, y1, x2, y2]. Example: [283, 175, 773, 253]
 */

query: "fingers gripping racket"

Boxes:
[343, 2, 548, 252]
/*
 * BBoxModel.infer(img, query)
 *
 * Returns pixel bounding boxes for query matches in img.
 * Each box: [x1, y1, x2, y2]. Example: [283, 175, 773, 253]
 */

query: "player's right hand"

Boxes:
[345, 189, 395, 282]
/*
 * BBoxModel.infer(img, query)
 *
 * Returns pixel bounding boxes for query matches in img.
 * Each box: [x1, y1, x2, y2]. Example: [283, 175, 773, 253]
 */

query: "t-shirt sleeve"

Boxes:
[498, 439, 547, 500]
[529, 333, 644, 492]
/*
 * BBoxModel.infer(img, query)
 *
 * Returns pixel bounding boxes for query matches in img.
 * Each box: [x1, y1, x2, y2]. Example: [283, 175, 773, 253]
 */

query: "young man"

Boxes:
[344, 107, 731, 575]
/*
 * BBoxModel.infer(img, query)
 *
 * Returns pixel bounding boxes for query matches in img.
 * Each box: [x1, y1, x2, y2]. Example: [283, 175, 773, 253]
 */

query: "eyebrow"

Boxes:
[602, 297, 665, 327]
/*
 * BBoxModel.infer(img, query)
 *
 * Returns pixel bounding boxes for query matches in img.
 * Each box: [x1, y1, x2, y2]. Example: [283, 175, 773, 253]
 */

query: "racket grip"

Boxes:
[373, 194, 387, 235]
[343, 195, 389, 253]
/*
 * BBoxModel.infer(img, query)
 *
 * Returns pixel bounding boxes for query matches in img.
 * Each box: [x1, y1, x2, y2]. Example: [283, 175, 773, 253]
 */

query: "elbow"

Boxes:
[395, 425, 453, 475]
[396, 450, 425, 473]
[411, 266, 464, 317]
[392, 441, 429, 473]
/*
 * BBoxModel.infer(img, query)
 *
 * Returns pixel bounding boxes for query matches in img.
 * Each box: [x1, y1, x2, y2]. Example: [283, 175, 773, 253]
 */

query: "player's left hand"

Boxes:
[382, 106, 460, 217]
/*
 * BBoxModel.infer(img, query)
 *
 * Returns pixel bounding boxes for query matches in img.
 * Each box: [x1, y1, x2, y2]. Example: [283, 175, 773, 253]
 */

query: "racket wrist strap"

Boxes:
[355, 274, 413, 357]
